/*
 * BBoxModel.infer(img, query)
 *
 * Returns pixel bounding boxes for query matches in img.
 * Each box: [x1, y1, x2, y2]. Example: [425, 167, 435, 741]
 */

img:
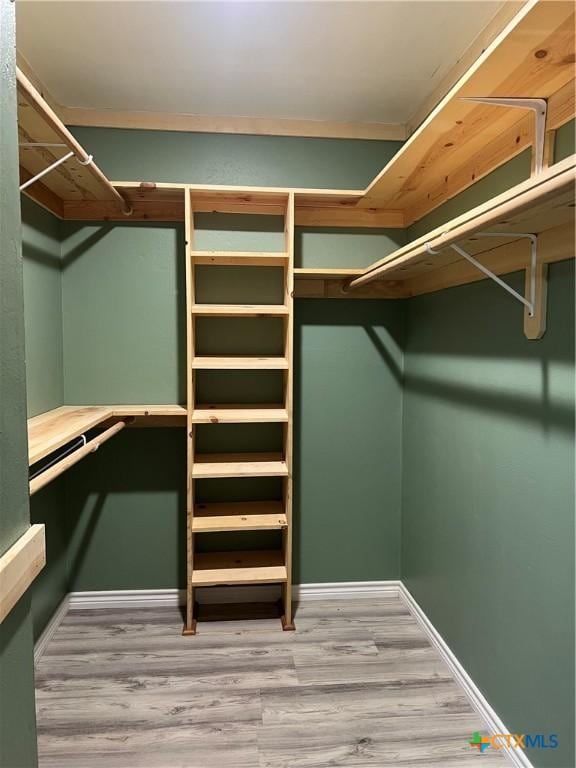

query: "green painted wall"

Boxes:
[402, 261, 575, 768]
[21, 198, 68, 643]
[404, 128, 575, 768]
[21, 197, 64, 418]
[70, 127, 401, 189]
[0, 1, 38, 764]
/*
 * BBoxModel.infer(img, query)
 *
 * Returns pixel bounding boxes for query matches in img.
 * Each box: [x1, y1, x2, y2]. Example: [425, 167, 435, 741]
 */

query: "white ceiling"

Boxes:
[16, 0, 504, 125]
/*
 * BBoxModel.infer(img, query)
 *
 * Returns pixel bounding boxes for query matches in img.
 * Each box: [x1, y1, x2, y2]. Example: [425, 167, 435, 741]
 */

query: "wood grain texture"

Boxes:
[28, 405, 187, 465]
[35, 598, 509, 767]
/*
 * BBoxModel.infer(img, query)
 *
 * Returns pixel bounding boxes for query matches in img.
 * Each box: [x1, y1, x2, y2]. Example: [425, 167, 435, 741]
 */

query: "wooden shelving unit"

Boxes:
[184, 189, 295, 634]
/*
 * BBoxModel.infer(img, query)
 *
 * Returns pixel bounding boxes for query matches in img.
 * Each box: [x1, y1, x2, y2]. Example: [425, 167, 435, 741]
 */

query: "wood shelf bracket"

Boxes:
[461, 97, 548, 175]
[427, 231, 547, 339]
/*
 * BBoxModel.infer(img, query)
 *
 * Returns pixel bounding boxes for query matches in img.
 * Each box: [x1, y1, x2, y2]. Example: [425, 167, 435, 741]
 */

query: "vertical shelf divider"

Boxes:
[183, 187, 197, 635]
[281, 193, 295, 630]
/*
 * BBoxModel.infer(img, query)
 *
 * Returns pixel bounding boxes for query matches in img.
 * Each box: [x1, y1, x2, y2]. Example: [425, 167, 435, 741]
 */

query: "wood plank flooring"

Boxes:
[35, 597, 511, 767]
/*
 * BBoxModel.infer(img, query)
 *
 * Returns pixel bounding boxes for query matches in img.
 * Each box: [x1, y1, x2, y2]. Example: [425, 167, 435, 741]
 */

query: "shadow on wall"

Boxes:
[404, 263, 575, 437]
[64, 429, 187, 592]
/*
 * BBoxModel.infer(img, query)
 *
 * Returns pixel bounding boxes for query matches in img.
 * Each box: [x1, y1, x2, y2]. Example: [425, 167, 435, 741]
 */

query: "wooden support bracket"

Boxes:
[0, 525, 46, 624]
[524, 248, 548, 340]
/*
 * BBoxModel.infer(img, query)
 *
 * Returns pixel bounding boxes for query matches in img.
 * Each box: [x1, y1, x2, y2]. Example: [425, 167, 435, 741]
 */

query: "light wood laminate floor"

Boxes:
[35, 597, 511, 767]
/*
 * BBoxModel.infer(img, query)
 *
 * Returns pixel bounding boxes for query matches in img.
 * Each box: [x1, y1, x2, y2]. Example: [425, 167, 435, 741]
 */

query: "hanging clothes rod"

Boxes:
[29, 434, 87, 481]
[16, 68, 133, 216]
[29, 419, 131, 496]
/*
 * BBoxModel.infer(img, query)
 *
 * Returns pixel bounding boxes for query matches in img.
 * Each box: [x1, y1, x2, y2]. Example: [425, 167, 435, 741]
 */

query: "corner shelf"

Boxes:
[28, 405, 186, 465]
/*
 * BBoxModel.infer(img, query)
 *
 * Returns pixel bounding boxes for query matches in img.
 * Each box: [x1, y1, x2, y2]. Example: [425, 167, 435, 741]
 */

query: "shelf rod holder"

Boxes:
[427, 232, 537, 315]
[461, 97, 547, 175]
[19, 150, 75, 191]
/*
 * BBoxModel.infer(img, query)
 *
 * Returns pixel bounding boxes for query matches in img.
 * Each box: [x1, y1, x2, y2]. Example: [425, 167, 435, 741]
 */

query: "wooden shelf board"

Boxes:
[191, 550, 287, 586]
[360, 2, 576, 217]
[191, 356, 289, 370]
[193, 501, 287, 532]
[28, 405, 186, 465]
[192, 453, 288, 478]
[191, 405, 289, 423]
[192, 304, 289, 317]
[17, 69, 130, 217]
[363, 155, 576, 283]
[191, 251, 289, 266]
[294, 267, 364, 280]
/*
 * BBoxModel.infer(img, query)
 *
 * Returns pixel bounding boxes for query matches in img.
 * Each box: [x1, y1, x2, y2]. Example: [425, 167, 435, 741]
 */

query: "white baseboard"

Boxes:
[67, 581, 403, 610]
[397, 584, 533, 768]
[36, 580, 532, 768]
[34, 595, 69, 664]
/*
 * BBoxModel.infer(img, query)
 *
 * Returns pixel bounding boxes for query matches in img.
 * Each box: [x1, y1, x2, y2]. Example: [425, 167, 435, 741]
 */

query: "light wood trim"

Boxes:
[191, 550, 287, 586]
[192, 251, 289, 266]
[282, 193, 295, 629]
[28, 405, 186, 465]
[405, 221, 574, 298]
[184, 187, 196, 634]
[16, 68, 131, 214]
[191, 304, 289, 317]
[192, 513, 287, 532]
[350, 155, 576, 288]
[59, 105, 406, 142]
[191, 405, 289, 424]
[193, 502, 287, 533]
[361, 1, 575, 210]
[0, 525, 46, 624]
[406, 1, 528, 135]
[406, 79, 576, 226]
[524, 256, 548, 340]
[294, 207, 404, 228]
[192, 453, 289, 479]
[191, 356, 289, 370]
[29, 420, 127, 496]
[28, 406, 111, 465]
[294, 277, 409, 299]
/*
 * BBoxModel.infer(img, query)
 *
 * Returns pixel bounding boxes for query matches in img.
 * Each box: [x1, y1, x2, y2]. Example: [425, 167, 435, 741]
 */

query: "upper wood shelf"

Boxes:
[18, 1, 575, 230]
[352, 154, 575, 286]
[28, 405, 186, 465]
[17, 70, 132, 218]
[360, 0, 575, 224]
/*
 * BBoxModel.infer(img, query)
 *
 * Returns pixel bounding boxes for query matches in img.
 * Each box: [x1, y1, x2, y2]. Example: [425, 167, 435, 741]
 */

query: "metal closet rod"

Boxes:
[29, 419, 132, 496]
[16, 68, 133, 216]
